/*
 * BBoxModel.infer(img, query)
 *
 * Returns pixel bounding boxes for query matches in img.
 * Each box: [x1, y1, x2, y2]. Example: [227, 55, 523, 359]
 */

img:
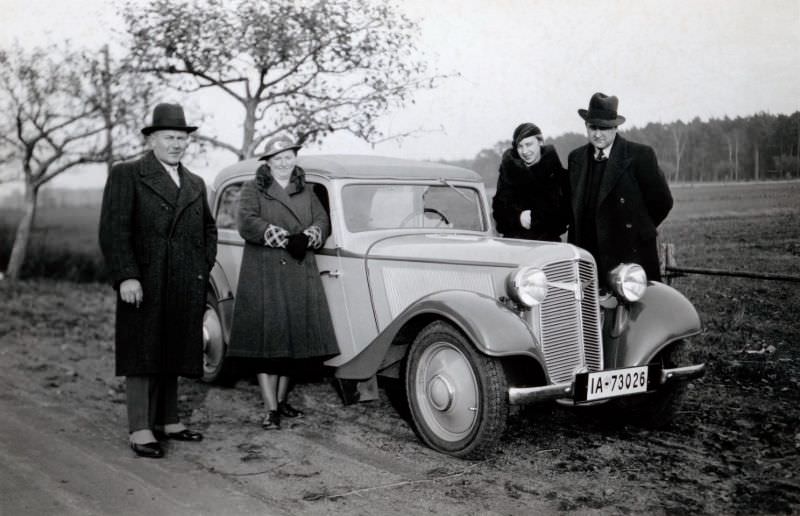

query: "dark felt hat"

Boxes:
[141, 103, 198, 135]
[512, 122, 542, 148]
[578, 93, 626, 127]
[259, 135, 302, 160]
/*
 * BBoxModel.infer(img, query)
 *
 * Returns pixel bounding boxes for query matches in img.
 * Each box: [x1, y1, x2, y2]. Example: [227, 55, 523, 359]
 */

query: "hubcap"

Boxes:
[202, 305, 223, 376]
[414, 341, 479, 441]
[427, 374, 455, 411]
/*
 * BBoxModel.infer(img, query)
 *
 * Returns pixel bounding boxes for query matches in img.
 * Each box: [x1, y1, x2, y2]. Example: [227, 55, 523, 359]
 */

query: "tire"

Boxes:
[405, 321, 508, 459]
[611, 340, 690, 428]
[201, 292, 233, 384]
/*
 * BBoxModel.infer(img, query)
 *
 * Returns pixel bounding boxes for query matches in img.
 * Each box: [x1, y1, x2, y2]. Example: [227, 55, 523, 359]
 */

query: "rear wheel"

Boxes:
[405, 321, 508, 459]
[201, 292, 232, 384]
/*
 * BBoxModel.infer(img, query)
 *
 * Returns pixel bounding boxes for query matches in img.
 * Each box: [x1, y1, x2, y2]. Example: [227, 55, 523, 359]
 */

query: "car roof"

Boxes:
[212, 154, 482, 190]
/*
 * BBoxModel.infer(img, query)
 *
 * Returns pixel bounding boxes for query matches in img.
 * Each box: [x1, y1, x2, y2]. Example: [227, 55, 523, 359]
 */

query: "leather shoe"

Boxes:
[262, 410, 281, 430]
[278, 401, 304, 418]
[154, 429, 204, 442]
[130, 441, 164, 459]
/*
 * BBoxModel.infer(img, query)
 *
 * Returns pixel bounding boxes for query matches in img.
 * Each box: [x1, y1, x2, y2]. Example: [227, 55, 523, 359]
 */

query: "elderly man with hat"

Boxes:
[99, 103, 217, 458]
[566, 92, 673, 288]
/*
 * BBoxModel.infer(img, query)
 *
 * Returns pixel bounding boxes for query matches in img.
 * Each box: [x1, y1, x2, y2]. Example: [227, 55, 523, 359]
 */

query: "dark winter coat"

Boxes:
[227, 164, 339, 367]
[492, 145, 570, 241]
[98, 151, 217, 378]
[566, 135, 673, 285]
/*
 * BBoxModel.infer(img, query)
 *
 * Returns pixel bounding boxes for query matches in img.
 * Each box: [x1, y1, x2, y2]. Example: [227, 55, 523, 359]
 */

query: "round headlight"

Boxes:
[507, 267, 548, 307]
[609, 263, 647, 302]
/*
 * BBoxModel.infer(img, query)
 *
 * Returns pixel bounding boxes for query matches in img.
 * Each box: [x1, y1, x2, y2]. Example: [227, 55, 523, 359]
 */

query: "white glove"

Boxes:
[520, 210, 532, 230]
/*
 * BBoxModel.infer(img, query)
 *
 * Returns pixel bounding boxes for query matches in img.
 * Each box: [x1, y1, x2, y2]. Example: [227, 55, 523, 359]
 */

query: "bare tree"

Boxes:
[122, 0, 447, 160]
[670, 121, 688, 183]
[0, 43, 154, 280]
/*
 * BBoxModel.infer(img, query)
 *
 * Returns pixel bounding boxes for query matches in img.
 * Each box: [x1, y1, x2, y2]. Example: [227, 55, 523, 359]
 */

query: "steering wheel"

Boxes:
[399, 208, 450, 228]
[423, 208, 450, 226]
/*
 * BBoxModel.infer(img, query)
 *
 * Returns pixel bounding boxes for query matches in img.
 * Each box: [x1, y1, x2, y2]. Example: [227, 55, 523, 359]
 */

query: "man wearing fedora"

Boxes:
[566, 92, 673, 287]
[99, 103, 217, 458]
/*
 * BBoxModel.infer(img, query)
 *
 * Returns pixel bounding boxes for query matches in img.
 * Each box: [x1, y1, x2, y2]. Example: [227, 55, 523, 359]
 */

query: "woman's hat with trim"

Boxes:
[141, 103, 198, 135]
[512, 123, 542, 148]
[578, 92, 626, 128]
[259, 135, 303, 160]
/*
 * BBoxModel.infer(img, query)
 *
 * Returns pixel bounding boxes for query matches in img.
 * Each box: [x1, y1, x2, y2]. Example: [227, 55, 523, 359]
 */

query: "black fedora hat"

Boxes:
[578, 92, 626, 128]
[259, 135, 302, 160]
[141, 103, 198, 135]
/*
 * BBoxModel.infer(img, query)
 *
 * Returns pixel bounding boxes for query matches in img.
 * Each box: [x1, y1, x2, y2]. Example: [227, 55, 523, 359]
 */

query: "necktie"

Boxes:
[596, 149, 606, 161]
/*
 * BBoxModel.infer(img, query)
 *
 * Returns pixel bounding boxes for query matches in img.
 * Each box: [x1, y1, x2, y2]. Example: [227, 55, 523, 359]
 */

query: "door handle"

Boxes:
[320, 270, 341, 278]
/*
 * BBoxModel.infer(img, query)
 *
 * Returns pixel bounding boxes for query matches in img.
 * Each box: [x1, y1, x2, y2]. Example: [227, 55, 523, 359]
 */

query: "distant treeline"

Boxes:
[442, 112, 800, 187]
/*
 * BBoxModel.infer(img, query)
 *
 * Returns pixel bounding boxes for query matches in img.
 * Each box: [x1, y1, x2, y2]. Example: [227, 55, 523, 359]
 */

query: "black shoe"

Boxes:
[262, 410, 281, 430]
[278, 401, 304, 418]
[155, 429, 203, 442]
[130, 441, 164, 459]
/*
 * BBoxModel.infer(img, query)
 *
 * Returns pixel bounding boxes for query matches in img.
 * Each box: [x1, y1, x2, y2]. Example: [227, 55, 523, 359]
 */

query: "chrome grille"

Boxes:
[535, 259, 602, 383]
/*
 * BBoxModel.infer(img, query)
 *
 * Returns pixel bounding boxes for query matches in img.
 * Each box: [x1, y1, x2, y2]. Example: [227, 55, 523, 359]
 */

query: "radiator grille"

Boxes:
[536, 259, 602, 383]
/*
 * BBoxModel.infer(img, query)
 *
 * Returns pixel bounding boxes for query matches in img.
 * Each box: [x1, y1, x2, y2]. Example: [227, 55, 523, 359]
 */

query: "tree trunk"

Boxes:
[754, 146, 760, 181]
[5, 182, 38, 280]
[241, 99, 257, 159]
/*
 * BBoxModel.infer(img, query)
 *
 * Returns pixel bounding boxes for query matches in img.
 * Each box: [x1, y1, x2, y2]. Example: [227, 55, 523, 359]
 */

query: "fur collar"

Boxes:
[255, 163, 306, 196]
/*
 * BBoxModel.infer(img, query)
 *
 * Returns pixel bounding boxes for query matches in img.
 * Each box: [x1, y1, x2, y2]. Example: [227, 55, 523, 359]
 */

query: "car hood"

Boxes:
[365, 233, 588, 268]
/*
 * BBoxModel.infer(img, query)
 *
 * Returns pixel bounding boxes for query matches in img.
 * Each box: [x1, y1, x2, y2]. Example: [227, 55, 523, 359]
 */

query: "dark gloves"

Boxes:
[286, 233, 309, 262]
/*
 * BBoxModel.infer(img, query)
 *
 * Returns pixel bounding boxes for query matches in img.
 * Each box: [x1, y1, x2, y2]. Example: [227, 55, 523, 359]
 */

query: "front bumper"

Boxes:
[508, 363, 706, 405]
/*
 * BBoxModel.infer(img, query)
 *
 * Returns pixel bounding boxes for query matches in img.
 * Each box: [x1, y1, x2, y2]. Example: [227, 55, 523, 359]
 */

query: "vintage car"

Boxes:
[203, 155, 705, 459]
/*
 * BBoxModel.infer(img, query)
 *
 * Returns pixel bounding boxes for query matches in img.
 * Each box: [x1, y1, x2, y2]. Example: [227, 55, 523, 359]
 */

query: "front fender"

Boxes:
[335, 290, 544, 380]
[604, 282, 701, 368]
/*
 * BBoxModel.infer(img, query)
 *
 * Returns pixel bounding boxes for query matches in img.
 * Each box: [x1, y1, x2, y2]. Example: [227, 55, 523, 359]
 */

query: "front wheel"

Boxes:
[610, 340, 690, 428]
[405, 321, 508, 459]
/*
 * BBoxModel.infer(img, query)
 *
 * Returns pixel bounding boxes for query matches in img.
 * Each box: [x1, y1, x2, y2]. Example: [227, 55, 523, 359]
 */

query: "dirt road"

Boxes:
[1, 277, 798, 515]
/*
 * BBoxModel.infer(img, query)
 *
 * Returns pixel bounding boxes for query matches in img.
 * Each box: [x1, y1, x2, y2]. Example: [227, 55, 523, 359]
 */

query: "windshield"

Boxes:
[342, 183, 486, 232]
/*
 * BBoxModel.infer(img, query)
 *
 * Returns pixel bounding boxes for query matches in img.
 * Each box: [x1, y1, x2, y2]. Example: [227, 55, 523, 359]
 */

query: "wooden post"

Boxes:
[660, 242, 676, 285]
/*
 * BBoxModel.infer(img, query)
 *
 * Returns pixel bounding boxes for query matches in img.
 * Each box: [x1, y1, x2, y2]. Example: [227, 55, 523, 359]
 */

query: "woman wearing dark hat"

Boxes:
[492, 123, 570, 242]
[227, 135, 339, 430]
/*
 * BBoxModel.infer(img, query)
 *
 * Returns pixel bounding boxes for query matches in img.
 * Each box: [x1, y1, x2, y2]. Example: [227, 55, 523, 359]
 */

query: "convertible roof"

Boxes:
[212, 154, 482, 190]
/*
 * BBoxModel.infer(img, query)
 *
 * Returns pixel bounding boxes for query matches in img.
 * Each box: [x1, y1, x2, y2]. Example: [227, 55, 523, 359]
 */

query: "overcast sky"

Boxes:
[1, 0, 798, 187]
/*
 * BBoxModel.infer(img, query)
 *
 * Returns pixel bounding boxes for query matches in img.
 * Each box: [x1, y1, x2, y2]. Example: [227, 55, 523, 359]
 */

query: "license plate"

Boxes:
[574, 366, 651, 402]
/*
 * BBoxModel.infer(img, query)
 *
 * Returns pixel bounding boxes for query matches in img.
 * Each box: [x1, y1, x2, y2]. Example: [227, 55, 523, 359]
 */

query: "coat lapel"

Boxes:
[264, 178, 305, 225]
[171, 165, 202, 232]
[138, 151, 179, 207]
[596, 136, 630, 207]
[570, 144, 592, 219]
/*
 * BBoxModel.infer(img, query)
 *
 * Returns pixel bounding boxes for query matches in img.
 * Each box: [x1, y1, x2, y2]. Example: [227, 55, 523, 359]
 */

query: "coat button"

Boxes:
[625, 223, 632, 229]
[619, 197, 625, 203]
[197, 274, 203, 280]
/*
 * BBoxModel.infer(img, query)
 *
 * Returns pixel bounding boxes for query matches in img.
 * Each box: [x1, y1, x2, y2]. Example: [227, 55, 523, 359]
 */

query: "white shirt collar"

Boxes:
[157, 159, 181, 187]
[594, 137, 615, 160]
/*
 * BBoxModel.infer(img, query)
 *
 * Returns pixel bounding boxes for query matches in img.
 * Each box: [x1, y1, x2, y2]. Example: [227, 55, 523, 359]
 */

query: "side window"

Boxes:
[312, 182, 330, 218]
[216, 183, 242, 229]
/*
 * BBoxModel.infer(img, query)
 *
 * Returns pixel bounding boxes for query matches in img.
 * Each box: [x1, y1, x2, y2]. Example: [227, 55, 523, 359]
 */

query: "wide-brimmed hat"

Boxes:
[141, 103, 198, 135]
[578, 92, 626, 128]
[259, 135, 302, 160]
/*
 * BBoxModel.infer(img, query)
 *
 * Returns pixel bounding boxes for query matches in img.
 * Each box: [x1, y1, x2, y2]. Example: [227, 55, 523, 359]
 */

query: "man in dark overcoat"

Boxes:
[566, 92, 673, 288]
[99, 103, 217, 458]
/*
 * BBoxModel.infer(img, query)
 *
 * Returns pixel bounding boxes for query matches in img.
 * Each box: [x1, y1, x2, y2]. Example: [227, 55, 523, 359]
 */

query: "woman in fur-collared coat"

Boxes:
[227, 135, 339, 431]
[492, 123, 570, 242]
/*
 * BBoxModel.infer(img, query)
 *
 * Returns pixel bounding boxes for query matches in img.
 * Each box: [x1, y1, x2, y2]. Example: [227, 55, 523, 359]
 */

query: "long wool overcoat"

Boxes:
[227, 165, 339, 365]
[492, 145, 570, 241]
[99, 151, 217, 378]
[566, 135, 673, 284]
